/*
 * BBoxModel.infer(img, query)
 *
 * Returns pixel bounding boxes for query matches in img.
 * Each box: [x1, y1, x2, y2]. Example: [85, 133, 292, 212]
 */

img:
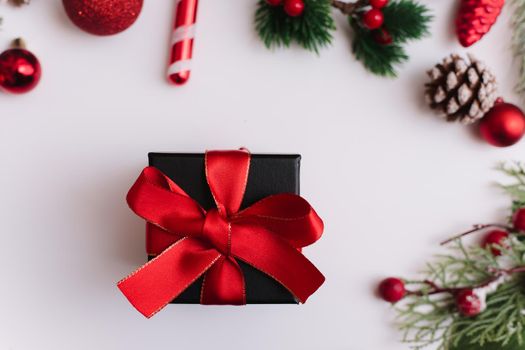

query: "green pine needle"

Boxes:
[255, 0, 335, 54]
[351, 0, 431, 77]
[394, 163, 525, 350]
[383, 0, 432, 43]
[510, 0, 525, 98]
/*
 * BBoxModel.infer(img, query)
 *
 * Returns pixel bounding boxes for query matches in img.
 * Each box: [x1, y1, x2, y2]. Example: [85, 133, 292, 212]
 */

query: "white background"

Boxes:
[0, 1, 522, 349]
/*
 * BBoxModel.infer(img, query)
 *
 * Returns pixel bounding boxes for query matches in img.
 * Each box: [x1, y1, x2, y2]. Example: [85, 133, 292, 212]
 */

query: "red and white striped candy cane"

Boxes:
[167, 0, 198, 85]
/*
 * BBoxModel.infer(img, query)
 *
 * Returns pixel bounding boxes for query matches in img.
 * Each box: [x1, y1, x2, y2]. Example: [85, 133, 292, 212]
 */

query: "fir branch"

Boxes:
[382, 0, 431, 43]
[255, 0, 335, 53]
[510, 0, 525, 98]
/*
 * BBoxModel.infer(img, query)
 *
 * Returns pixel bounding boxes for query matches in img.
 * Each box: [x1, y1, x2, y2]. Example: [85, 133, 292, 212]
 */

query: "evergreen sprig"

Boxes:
[254, 0, 431, 77]
[255, 0, 335, 53]
[510, 0, 525, 99]
[392, 163, 525, 350]
[351, 0, 431, 77]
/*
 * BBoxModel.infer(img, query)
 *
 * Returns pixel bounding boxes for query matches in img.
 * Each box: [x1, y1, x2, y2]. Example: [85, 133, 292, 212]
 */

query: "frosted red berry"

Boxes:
[482, 230, 509, 256]
[266, 0, 282, 6]
[513, 208, 525, 232]
[378, 277, 406, 303]
[373, 28, 393, 45]
[362, 9, 384, 30]
[284, 0, 305, 17]
[369, 0, 388, 9]
[456, 289, 482, 317]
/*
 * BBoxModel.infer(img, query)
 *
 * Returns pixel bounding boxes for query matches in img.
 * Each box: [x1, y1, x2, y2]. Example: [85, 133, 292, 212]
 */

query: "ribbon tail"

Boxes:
[117, 238, 221, 318]
[200, 256, 246, 305]
[232, 224, 325, 303]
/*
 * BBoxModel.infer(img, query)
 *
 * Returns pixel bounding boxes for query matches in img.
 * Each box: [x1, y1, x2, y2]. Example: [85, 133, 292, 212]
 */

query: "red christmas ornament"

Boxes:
[62, 0, 143, 36]
[266, 0, 283, 5]
[373, 28, 393, 45]
[513, 208, 525, 232]
[479, 101, 525, 147]
[482, 230, 509, 256]
[378, 277, 406, 303]
[456, 0, 505, 47]
[0, 38, 41, 94]
[369, 0, 388, 9]
[456, 289, 482, 317]
[362, 9, 384, 30]
[284, 0, 304, 17]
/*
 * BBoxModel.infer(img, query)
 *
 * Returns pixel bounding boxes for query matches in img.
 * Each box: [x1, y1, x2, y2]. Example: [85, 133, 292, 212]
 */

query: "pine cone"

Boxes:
[425, 54, 498, 125]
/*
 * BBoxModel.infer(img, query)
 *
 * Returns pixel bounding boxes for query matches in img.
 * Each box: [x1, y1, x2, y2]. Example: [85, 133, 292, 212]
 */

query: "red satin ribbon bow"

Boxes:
[118, 150, 325, 318]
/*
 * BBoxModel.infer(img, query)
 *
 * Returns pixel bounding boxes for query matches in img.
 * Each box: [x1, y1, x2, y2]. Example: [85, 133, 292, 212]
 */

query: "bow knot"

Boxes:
[118, 150, 325, 318]
[202, 208, 231, 256]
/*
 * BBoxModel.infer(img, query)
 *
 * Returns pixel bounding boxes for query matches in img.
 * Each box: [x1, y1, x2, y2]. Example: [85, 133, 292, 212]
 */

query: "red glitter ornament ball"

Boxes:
[0, 39, 41, 94]
[479, 101, 525, 147]
[63, 0, 143, 36]
[378, 277, 406, 303]
[362, 9, 384, 30]
[513, 208, 525, 232]
[482, 230, 509, 256]
[456, 289, 482, 317]
[284, 0, 305, 17]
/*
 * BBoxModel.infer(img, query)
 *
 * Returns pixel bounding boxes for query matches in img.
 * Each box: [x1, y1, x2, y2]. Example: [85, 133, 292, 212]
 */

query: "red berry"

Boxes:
[266, 0, 282, 6]
[456, 289, 482, 317]
[482, 230, 509, 256]
[362, 9, 384, 30]
[369, 0, 388, 9]
[378, 277, 406, 303]
[284, 0, 304, 17]
[373, 28, 393, 45]
[513, 208, 525, 232]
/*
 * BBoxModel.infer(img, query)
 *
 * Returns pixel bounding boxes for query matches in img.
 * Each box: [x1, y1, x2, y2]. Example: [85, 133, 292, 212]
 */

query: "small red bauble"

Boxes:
[0, 39, 41, 94]
[63, 0, 143, 36]
[378, 277, 406, 303]
[362, 9, 384, 30]
[482, 230, 509, 256]
[479, 102, 525, 147]
[369, 0, 389, 9]
[456, 289, 482, 317]
[284, 0, 305, 17]
[513, 208, 525, 232]
[373, 28, 393, 45]
[266, 0, 283, 5]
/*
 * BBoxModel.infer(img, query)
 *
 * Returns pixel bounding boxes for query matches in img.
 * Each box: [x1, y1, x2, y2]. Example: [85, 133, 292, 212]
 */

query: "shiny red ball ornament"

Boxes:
[284, 0, 305, 17]
[373, 28, 393, 45]
[362, 9, 384, 30]
[456, 289, 482, 317]
[63, 0, 143, 36]
[456, 0, 505, 47]
[266, 0, 283, 5]
[369, 0, 388, 9]
[0, 38, 41, 94]
[479, 101, 525, 147]
[378, 277, 406, 303]
[513, 208, 525, 232]
[482, 230, 509, 256]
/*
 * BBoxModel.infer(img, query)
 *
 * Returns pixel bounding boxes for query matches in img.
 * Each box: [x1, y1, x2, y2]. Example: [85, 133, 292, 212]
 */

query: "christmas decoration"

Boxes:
[513, 207, 525, 232]
[167, 0, 198, 85]
[255, 0, 431, 77]
[425, 54, 497, 125]
[378, 163, 525, 350]
[5, 0, 30, 6]
[479, 101, 525, 147]
[456, 0, 505, 47]
[511, 0, 525, 98]
[378, 277, 406, 302]
[0, 38, 41, 94]
[425, 54, 525, 147]
[118, 150, 325, 317]
[62, 0, 143, 36]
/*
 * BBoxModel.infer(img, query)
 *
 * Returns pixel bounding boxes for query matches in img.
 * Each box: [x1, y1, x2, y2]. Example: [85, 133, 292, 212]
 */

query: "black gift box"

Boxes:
[148, 152, 301, 304]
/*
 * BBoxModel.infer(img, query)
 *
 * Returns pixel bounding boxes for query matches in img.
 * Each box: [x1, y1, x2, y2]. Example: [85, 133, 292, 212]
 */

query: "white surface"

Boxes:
[0, 1, 522, 349]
